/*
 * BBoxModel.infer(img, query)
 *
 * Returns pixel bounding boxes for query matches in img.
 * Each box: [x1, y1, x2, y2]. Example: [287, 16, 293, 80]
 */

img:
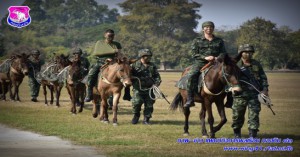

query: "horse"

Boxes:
[170, 54, 242, 138]
[40, 54, 70, 107]
[0, 53, 29, 101]
[65, 60, 86, 114]
[92, 57, 132, 126]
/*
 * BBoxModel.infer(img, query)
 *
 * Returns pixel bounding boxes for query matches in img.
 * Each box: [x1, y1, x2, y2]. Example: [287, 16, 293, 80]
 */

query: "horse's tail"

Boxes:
[170, 92, 183, 111]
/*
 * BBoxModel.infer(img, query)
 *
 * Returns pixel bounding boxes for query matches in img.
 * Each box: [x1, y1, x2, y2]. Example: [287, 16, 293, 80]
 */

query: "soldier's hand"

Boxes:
[261, 90, 269, 96]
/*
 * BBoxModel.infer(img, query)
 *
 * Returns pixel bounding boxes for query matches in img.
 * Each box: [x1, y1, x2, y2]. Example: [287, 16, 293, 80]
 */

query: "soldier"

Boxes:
[232, 44, 269, 138]
[185, 21, 227, 107]
[28, 49, 44, 102]
[131, 49, 161, 125]
[71, 48, 90, 76]
[84, 29, 123, 102]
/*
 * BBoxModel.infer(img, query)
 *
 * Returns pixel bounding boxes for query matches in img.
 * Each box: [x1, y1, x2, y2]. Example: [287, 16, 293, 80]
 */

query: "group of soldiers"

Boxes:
[26, 21, 269, 137]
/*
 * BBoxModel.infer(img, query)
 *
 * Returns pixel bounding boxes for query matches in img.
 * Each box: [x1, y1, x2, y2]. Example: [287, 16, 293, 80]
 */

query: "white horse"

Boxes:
[13, 11, 26, 22]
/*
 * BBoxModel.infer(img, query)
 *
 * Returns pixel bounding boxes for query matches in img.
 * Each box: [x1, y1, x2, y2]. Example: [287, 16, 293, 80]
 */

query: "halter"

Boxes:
[203, 62, 239, 95]
[101, 62, 130, 87]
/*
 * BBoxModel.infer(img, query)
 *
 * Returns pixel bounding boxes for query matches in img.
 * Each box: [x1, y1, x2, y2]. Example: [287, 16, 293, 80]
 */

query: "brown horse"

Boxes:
[170, 54, 242, 138]
[93, 57, 132, 126]
[65, 60, 86, 114]
[40, 54, 70, 107]
[0, 53, 29, 101]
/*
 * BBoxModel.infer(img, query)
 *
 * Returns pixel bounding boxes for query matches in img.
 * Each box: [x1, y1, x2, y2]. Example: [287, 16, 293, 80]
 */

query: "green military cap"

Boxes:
[238, 44, 255, 54]
[73, 48, 83, 55]
[32, 50, 40, 55]
[138, 49, 152, 57]
[202, 21, 215, 29]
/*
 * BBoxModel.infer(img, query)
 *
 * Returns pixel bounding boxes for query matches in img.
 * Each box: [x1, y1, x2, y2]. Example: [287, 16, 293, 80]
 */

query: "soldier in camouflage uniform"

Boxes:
[131, 49, 161, 125]
[28, 50, 44, 102]
[84, 29, 123, 102]
[232, 44, 269, 138]
[185, 21, 227, 107]
[71, 48, 90, 76]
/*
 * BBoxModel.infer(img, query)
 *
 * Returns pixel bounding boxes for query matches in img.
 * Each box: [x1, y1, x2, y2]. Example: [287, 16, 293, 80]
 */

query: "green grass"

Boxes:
[0, 72, 299, 157]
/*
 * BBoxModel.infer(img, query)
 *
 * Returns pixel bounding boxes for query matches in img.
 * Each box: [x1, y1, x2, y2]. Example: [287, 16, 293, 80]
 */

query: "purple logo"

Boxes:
[7, 6, 31, 28]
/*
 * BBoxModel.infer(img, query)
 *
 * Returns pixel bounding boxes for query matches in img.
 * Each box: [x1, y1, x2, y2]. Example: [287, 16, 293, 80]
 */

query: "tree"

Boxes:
[237, 17, 279, 70]
[118, 0, 201, 69]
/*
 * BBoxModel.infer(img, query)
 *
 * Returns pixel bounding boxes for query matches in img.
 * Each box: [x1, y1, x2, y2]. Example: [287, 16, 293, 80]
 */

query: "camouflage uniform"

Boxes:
[70, 48, 90, 76]
[84, 40, 122, 102]
[232, 44, 269, 138]
[185, 21, 226, 107]
[28, 50, 44, 101]
[131, 49, 161, 125]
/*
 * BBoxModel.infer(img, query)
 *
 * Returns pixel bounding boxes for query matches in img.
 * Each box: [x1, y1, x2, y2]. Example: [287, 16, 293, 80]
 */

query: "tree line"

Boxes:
[0, 0, 299, 70]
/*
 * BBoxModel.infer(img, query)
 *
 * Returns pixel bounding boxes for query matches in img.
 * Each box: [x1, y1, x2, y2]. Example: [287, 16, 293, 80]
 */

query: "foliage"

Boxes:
[118, 0, 201, 68]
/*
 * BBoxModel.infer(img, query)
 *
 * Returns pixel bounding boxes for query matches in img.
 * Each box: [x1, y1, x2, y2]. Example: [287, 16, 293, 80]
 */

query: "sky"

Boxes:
[1, 0, 299, 31]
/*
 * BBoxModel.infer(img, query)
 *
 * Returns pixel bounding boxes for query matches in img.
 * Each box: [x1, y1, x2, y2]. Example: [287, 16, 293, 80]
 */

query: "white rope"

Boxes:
[132, 76, 163, 100]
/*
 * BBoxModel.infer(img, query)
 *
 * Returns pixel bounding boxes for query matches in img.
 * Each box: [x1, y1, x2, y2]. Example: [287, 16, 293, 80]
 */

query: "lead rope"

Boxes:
[131, 76, 163, 100]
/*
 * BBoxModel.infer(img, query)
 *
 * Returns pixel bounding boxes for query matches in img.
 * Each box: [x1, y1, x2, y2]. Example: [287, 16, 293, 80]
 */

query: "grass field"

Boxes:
[0, 72, 299, 157]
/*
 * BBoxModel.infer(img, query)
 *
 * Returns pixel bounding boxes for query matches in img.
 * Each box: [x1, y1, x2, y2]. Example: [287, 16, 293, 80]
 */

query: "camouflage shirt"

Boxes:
[191, 35, 226, 65]
[131, 60, 161, 90]
[237, 59, 269, 94]
[28, 57, 44, 77]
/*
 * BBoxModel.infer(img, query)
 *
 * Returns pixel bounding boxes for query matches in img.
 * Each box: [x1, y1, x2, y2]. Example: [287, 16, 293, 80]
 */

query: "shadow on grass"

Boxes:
[151, 119, 200, 125]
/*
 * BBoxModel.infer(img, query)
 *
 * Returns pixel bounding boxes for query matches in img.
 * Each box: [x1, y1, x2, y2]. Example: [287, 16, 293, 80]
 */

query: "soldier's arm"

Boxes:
[191, 39, 202, 59]
[258, 63, 269, 92]
[152, 65, 162, 86]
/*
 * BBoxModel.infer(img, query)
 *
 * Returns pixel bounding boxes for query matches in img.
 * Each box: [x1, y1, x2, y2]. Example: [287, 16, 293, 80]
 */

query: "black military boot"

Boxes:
[184, 91, 194, 108]
[84, 86, 93, 102]
[31, 97, 38, 102]
[249, 129, 258, 138]
[123, 86, 132, 101]
[143, 117, 151, 125]
[233, 128, 241, 138]
[131, 113, 140, 124]
[225, 92, 233, 108]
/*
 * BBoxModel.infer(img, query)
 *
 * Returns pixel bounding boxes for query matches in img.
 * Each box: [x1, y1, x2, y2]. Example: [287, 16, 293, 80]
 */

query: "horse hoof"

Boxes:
[202, 135, 209, 138]
[113, 123, 118, 126]
[183, 133, 189, 136]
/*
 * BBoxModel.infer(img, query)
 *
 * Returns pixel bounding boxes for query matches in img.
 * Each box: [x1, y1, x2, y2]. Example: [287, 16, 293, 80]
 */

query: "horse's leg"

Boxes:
[78, 87, 84, 113]
[181, 91, 190, 136]
[43, 84, 48, 105]
[112, 93, 121, 126]
[1, 82, 6, 101]
[213, 99, 227, 133]
[200, 103, 208, 137]
[92, 95, 99, 118]
[99, 95, 108, 123]
[48, 86, 53, 105]
[15, 83, 20, 101]
[206, 102, 215, 138]
[55, 85, 62, 107]
[183, 107, 190, 136]
[8, 82, 13, 101]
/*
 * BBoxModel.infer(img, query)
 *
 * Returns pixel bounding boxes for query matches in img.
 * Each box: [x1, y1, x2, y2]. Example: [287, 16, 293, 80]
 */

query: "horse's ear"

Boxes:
[129, 58, 138, 64]
[233, 54, 241, 63]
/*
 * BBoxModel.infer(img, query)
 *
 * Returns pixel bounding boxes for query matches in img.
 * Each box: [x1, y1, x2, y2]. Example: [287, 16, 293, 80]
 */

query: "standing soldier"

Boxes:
[131, 49, 161, 125]
[28, 49, 43, 102]
[232, 44, 269, 138]
[185, 21, 227, 107]
[84, 29, 123, 102]
[71, 48, 90, 76]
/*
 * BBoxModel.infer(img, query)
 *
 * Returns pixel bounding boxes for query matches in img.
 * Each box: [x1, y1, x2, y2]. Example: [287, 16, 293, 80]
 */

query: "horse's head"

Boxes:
[11, 53, 30, 75]
[217, 54, 242, 95]
[55, 54, 71, 70]
[115, 57, 132, 87]
[67, 60, 83, 85]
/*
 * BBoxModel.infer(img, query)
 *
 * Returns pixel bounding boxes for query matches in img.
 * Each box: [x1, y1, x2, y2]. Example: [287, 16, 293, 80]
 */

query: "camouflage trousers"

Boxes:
[28, 76, 41, 98]
[86, 61, 102, 87]
[132, 89, 155, 118]
[186, 63, 204, 91]
[232, 94, 261, 130]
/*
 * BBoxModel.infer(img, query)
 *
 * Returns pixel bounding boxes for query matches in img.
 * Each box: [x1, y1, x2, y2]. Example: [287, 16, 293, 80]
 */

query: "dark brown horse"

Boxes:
[40, 54, 70, 107]
[66, 60, 86, 114]
[93, 57, 132, 126]
[170, 54, 242, 138]
[0, 53, 29, 101]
